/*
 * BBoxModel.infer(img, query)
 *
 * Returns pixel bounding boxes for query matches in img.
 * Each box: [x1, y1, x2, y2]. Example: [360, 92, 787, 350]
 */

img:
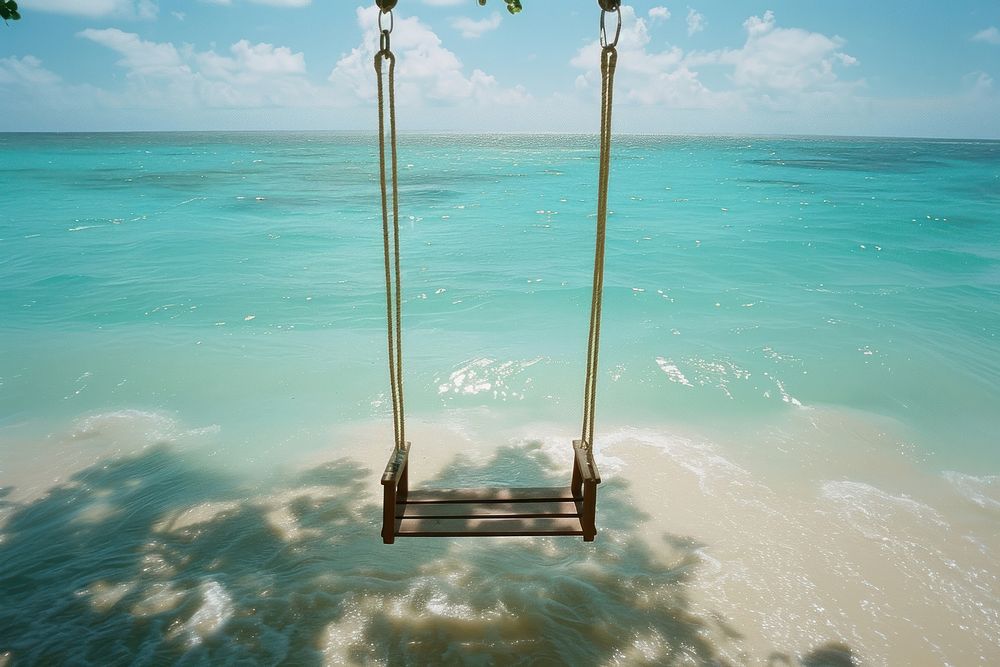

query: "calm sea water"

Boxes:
[1, 133, 998, 664]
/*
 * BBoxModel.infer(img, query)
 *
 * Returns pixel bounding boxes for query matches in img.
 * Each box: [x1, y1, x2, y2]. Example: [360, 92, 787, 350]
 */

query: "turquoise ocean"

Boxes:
[1, 133, 998, 664]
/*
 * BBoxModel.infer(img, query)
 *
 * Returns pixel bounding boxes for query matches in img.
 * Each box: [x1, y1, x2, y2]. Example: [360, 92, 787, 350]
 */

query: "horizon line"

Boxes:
[1, 129, 999, 143]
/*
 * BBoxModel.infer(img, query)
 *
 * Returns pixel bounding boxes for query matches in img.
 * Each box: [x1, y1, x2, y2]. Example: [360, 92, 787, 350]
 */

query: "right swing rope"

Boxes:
[581, 1, 620, 452]
[375, 2, 405, 454]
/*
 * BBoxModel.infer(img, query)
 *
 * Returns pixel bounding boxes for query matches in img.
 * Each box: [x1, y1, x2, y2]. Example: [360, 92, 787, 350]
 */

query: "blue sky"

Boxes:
[1, 0, 999, 137]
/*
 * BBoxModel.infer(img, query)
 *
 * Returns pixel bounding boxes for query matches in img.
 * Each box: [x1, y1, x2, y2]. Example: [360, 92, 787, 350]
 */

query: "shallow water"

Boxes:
[1, 133, 999, 664]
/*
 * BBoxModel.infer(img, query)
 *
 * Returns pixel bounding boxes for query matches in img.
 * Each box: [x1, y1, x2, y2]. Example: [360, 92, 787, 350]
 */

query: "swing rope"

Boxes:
[374, 0, 620, 456]
[581, 3, 620, 451]
[375, 6, 405, 451]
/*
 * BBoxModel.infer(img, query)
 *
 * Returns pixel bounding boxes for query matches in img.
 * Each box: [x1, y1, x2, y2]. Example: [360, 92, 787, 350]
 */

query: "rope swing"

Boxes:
[376, 0, 621, 543]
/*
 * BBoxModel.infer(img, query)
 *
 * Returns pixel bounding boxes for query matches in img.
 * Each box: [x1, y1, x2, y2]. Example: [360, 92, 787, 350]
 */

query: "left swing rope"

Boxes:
[374, 0, 405, 452]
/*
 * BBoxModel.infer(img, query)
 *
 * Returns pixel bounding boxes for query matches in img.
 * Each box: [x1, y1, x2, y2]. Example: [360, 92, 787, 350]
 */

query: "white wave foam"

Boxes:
[654, 357, 692, 386]
[524, 425, 755, 498]
[178, 580, 234, 648]
[942, 471, 1000, 511]
[71, 409, 179, 442]
[70, 410, 219, 445]
[773, 378, 803, 407]
[603, 426, 752, 491]
[820, 480, 950, 538]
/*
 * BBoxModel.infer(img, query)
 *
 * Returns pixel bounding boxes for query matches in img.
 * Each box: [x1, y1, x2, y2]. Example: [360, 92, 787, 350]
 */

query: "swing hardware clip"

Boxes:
[599, 4, 622, 49]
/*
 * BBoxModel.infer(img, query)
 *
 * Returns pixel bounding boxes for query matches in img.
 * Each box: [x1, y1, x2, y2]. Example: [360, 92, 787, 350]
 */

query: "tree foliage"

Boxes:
[479, 0, 522, 15]
[1, 0, 21, 23]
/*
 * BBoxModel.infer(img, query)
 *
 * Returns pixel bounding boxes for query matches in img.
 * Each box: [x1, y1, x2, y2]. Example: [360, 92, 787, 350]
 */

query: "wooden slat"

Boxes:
[402, 487, 577, 504]
[396, 516, 584, 537]
[398, 500, 579, 519]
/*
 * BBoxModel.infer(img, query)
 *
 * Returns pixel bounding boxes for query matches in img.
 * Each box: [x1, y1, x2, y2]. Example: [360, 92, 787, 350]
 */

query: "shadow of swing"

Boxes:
[0, 441, 858, 665]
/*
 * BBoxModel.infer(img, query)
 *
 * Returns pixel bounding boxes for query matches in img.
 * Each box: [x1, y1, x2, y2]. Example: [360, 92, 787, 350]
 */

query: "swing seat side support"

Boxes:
[572, 440, 601, 541]
[381, 442, 410, 544]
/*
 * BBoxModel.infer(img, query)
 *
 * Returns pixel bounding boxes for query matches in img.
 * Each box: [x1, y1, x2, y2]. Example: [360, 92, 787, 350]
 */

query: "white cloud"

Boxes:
[835, 52, 858, 66]
[3, 8, 528, 130]
[136, 0, 157, 18]
[676, 9, 861, 107]
[648, 7, 670, 23]
[246, 0, 311, 6]
[742, 11, 772, 37]
[722, 11, 859, 94]
[0, 55, 62, 86]
[964, 71, 994, 96]
[28, 0, 158, 18]
[80, 29, 306, 79]
[971, 27, 1000, 45]
[171, 11, 185, 20]
[197, 0, 311, 5]
[76, 28, 323, 109]
[0, 54, 110, 126]
[422, 0, 465, 5]
[79, 28, 187, 78]
[451, 12, 502, 39]
[686, 7, 705, 36]
[229, 41, 305, 74]
[572, 6, 732, 110]
[330, 6, 529, 107]
[572, 7, 859, 113]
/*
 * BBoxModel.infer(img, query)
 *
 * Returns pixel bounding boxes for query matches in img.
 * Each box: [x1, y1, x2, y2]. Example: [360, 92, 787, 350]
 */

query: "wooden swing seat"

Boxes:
[381, 441, 601, 543]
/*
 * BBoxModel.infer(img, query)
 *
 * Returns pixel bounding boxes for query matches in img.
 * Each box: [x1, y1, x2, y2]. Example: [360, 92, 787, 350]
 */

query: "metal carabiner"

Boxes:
[378, 6, 394, 35]
[600, 4, 622, 49]
[377, 3, 393, 53]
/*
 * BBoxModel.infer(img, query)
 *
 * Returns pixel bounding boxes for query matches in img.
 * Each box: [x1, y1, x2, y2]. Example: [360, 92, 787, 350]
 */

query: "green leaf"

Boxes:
[479, 0, 522, 14]
[1, 0, 18, 22]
